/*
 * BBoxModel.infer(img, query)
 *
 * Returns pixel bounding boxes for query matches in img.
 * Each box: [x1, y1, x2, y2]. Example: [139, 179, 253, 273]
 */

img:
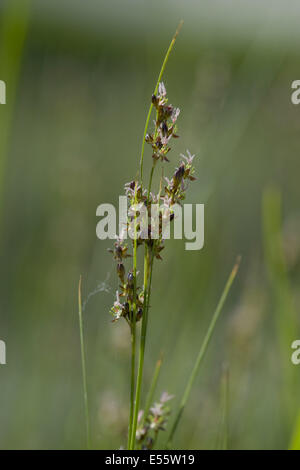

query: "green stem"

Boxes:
[0, 0, 31, 229]
[130, 247, 154, 449]
[220, 365, 229, 450]
[166, 257, 241, 447]
[147, 163, 156, 200]
[128, 320, 136, 449]
[139, 21, 183, 184]
[143, 355, 163, 425]
[78, 276, 91, 450]
[128, 187, 138, 448]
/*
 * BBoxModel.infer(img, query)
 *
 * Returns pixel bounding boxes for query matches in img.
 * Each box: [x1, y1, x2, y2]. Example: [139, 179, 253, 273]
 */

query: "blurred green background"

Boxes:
[0, 0, 300, 449]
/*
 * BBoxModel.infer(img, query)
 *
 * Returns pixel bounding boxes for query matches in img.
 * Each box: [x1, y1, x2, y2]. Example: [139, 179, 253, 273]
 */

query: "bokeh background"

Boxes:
[0, 0, 300, 450]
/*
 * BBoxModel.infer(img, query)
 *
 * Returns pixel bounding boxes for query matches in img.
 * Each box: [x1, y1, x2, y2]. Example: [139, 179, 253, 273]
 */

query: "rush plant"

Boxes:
[78, 22, 240, 450]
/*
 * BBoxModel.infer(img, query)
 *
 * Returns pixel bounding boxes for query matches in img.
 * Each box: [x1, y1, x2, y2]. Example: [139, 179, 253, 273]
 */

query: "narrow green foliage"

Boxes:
[262, 187, 298, 426]
[78, 276, 91, 450]
[289, 410, 300, 450]
[0, 0, 31, 224]
[262, 187, 297, 353]
[128, 320, 136, 449]
[166, 257, 241, 447]
[139, 20, 183, 183]
[143, 355, 163, 426]
[217, 364, 229, 450]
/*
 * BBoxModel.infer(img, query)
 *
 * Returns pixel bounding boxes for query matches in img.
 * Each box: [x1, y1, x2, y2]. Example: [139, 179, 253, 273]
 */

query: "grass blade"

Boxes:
[130, 22, 183, 449]
[78, 276, 91, 450]
[166, 257, 240, 447]
[262, 187, 298, 429]
[216, 364, 229, 450]
[143, 355, 163, 424]
[289, 410, 300, 450]
[0, 0, 31, 222]
[139, 20, 183, 183]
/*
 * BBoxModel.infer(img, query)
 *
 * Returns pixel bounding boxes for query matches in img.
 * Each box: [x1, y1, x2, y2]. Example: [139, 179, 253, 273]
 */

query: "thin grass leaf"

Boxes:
[166, 257, 241, 447]
[139, 20, 183, 183]
[216, 364, 229, 450]
[289, 410, 300, 450]
[262, 187, 298, 426]
[0, 0, 31, 223]
[78, 276, 91, 450]
[143, 355, 163, 425]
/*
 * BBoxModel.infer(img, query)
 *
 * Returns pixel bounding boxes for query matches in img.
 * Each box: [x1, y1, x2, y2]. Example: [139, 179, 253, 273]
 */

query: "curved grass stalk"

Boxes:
[0, 0, 31, 226]
[139, 20, 183, 184]
[289, 410, 300, 450]
[78, 276, 91, 450]
[166, 257, 241, 447]
[143, 355, 163, 425]
[217, 364, 229, 450]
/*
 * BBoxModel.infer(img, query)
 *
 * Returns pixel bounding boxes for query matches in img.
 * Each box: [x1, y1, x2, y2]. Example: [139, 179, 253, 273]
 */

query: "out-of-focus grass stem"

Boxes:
[166, 257, 240, 447]
[78, 276, 91, 450]
[218, 364, 229, 450]
[0, 0, 31, 221]
[143, 355, 163, 425]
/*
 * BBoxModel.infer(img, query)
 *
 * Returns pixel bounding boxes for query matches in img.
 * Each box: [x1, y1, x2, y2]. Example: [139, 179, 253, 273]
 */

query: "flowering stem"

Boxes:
[139, 21, 183, 184]
[128, 192, 138, 449]
[130, 151, 156, 449]
[130, 21, 183, 450]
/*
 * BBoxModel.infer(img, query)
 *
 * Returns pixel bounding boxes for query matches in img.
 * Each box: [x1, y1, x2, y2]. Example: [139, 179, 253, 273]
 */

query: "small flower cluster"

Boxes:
[145, 82, 180, 163]
[124, 180, 144, 204]
[149, 150, 196, 261]
[163, 150, 196, 206]
[109, 238, 143, 324]
[108, 83, 196, 322]
[136, 392, 174, 449]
